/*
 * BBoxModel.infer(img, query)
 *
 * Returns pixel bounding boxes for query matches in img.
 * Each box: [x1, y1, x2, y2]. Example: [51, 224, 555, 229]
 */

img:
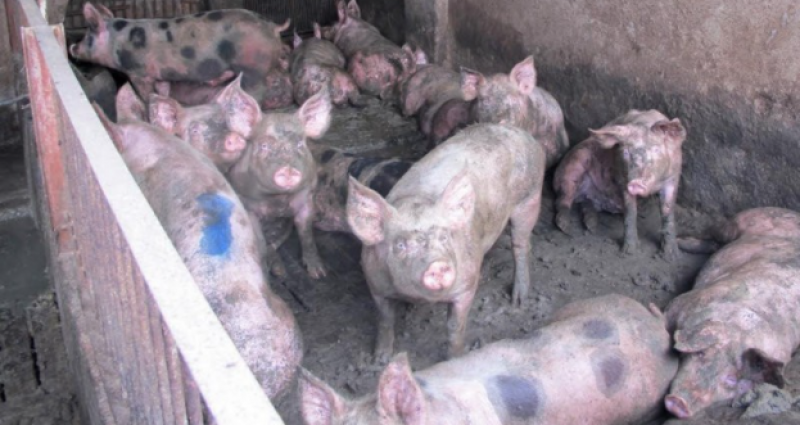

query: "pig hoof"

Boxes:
[304, 259, 327, 279]
[662, 244, 681, 262]
[622, 241, 639, 256]
[270, 261, 287, 278]
[555, 212, 573, 235]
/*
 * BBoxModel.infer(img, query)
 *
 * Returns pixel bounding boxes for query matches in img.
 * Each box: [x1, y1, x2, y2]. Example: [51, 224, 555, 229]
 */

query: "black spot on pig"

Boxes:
[368, 161, 412, 197]
[320, 149, 337, 164]
[117, 49, 140, 70]
[217, 40, 236, 62]
[591, 349, 628, 396]
[86, 34, 94, 49]
[181, 46, 196, 59]
[159, 21, 169, 30]
[582, 319, 615, 339]
[112, 20, 128, 31]
[175, 18, 185, 24]
[207, 11, 224, 21]
[347, 157, 383, 180]
[161, 68, 181, 80]
[198, 59, 224, 81]
[166, 30, 173, 43]
[194, 12, 206, 18]
[129, 27, 147, 49]
[486, 375, 544, 419]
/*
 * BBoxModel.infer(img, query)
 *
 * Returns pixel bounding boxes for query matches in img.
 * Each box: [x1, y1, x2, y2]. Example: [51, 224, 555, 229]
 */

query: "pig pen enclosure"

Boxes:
[6, 0, 800, 424]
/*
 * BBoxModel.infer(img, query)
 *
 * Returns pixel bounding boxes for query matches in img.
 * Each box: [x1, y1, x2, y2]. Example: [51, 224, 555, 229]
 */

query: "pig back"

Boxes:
[292, 38, 346, 71]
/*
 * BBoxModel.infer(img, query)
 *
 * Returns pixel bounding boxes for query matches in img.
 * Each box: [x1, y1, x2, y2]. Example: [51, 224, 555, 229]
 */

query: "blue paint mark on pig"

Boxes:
[197, 193, 234, 257]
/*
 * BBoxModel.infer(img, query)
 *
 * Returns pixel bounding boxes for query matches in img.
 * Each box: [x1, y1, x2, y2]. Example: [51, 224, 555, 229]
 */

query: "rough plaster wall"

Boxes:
[411, 0, 800, 215]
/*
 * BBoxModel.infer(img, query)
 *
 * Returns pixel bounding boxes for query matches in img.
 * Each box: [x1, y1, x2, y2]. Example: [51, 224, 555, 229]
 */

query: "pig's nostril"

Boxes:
[225, 134, 246, 152]
[274, 166, 302, 189]
[665, 395, 692, 419]
[422, 261, 455, 291]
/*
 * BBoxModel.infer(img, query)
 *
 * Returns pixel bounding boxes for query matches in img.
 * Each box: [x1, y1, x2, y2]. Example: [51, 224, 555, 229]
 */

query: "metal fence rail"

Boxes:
[8, 0, 285, 423]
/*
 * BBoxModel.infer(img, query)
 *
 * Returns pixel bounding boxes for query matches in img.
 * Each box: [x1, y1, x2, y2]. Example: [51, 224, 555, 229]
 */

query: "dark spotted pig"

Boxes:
[70, 3, 289, 100]
[148, 74, 255, 172]
[299, 294, 678, 425]
[71, 62, 118, 121]
[291, 24, 364, 107]
[664, 207, 800, 419]
[227, 89, 332, 279]
[553, 109, 686, 260]
[332, 0, 415, 99]
[97, 84, 302, 400]
[461, 56, 569, 168]
[346, 124, 545, 360]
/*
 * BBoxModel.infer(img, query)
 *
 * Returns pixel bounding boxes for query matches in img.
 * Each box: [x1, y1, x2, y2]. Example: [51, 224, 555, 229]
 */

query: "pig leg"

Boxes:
[510, 194, 542, 307]
[249, 212, 287, 277]
[447, 289, 477, 358]
[373, 295, 400, 363]
[581, 203, 599, 234]
[660, 182, 680, 261]
[622, 191, 639, 254]
[291, 189, 326, 278]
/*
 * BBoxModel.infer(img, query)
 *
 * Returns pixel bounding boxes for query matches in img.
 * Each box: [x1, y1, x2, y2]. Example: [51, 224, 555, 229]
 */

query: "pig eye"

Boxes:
[260, 142, 270, 151]
[393, 240, 406, 254]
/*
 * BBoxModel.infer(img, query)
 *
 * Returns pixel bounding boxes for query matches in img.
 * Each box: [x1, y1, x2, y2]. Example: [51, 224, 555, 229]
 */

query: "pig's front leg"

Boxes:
[510, 194, 542, 307]
[291, 188, 326, 278]
[660, 182, 680, 261]
[373, 295, 399, 363]
[447, 289, 477, 358]
[622, 191, 639, 255]
[249, 212, 287, 277]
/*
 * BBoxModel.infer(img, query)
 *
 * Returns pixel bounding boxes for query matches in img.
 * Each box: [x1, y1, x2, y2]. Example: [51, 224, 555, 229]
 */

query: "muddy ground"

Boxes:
[268, 98, 800, 424]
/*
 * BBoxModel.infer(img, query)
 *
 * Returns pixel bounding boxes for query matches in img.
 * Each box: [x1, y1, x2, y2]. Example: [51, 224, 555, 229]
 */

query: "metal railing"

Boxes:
[7, 0, 285, 423]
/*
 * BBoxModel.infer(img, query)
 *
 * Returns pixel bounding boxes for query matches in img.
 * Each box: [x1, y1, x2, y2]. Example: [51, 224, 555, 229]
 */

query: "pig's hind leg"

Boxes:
[509, 193, 542, 307]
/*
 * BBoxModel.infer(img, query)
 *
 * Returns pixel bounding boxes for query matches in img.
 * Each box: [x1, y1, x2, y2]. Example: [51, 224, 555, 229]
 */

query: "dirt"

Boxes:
[263, 98, 800, 424]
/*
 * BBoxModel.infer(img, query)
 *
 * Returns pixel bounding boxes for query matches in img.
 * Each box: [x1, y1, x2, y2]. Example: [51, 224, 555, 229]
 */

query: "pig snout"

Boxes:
[627, 179, 648, 197]
[274, 166, 303, 189]
[664, 394, 693, 419]
[422, 261, 455, 291]
[225, 133, 247, 153]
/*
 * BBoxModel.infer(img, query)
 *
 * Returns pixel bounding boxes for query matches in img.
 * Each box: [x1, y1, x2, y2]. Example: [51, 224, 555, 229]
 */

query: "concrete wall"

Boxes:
[409, 0, 800, 215]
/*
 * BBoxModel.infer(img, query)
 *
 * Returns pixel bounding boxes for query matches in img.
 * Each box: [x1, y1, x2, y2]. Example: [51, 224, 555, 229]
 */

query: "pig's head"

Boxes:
[347, 171, 475, 295]
[246, 88, 331, 194]
[665, 321, 787, 419]
[461, 56, 537, 130]
[69, 3, 117, 67]
[300, 353, 466, 425]
[148, 75, 258, 170]
[590, 111, 686, 198]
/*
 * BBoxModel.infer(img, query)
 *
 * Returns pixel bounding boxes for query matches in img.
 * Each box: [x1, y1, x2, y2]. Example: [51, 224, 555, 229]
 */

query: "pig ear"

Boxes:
[590, 125, 633, 149]
[313, 22, 322, 39]
[95, 3, 115, 18]
[83, 2, 108, 32]
[274, 18, 291, 38]
[298, 88, 332, 139]
[741, 349, 786, 388]
[347, 0, 361, 18]
[214, 74, 262, 139]
[336, 0, 348, 23]
[460, 67, 485, 102]
[298, 368, 347, 425]
[346, 176, 394, 246]
[414, 47, 428, 66]
[673, 322, 725, 353]
[148, 94, 183, 135]
[93, 102, 127, 151]
[439, 171, 475, 227]
[293, 31, 303, 49]
[116, 83, 147, 122]
[652, 118, 687, 145]
[377, 353, 425, 425]
[510, 55, 537, 95]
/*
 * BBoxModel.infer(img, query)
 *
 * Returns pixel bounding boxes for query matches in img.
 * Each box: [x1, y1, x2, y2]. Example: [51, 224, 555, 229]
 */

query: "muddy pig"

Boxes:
[553, 109, 686, 260]
[346, 124, 545, 360]
[299, 294, 678, 425]
[290, 24, 364, 107]
[332, 0, 415, 99]
[70, 3, 289, 99]
[97, 84, 302, 400]
[311, 146, 413, 233]
[71, 62, 118, 121]
[400, 48, 471, 145]
[664, 207, 800, 419]
[227, 89, 332, 279]
[148, 74, 256, 172]
[461, 56, 568, 167]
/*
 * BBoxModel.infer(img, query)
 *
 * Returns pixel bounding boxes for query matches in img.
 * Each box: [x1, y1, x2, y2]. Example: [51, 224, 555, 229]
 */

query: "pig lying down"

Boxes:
[347, 123, 545, 360]
[96, 84, 303, 400]
[553, 109, 686, 260]
[299, 294, 678, 425]
[665, 207, 800, 418]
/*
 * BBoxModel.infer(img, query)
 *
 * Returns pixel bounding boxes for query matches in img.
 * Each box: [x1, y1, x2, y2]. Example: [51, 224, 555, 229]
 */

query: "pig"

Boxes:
[291, 24, 364, 107]
[332, 0, 415, 99]
[227, 89, 332, 279]
[664, 207, 800, 419]
[553, 109, 686, 261]
[311, 146, 413, 233]
[299, 294, 678, 425]
[71, 62, 118, 121]
[96, 84, 303, 400]
[461, 56, 569, 168]
[346, 123, 545, 360]
[70, 3, 289, 100]
[400, 48, 471, 145]
[147, 74, 255, 172]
